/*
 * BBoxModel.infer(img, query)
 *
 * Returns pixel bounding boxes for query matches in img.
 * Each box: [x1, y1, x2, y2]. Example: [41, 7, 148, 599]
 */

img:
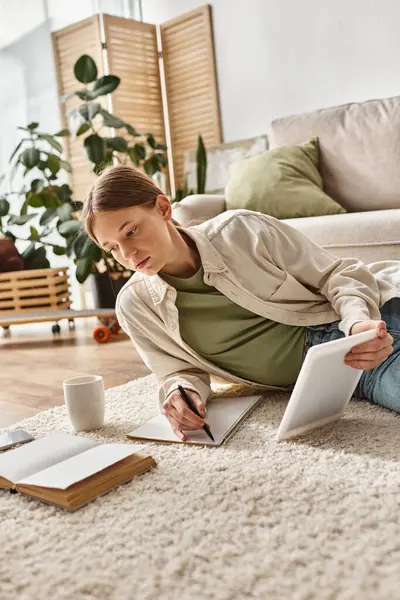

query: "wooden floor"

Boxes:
[0, 318, 150, 429]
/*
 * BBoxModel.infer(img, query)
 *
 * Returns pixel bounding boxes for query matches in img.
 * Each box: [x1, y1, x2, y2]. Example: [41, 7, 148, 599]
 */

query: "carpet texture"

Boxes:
[1, 375, 400, 600]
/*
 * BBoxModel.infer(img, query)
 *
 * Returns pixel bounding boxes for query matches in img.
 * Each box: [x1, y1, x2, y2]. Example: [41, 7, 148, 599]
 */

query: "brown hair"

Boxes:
[82, 165, 169, 243]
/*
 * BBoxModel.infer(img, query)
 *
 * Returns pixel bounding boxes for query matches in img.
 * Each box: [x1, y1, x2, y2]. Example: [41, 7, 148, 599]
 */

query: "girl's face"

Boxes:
[91, 195, 175, 275]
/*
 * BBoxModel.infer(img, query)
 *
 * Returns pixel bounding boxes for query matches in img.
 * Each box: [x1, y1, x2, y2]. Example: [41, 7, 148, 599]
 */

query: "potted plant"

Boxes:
[0, 122, 77, 270]
[57, 54, 169, 305]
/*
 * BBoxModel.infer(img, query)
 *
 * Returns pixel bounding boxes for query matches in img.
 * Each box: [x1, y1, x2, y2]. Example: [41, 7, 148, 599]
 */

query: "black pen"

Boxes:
[177, 385, 215, 442]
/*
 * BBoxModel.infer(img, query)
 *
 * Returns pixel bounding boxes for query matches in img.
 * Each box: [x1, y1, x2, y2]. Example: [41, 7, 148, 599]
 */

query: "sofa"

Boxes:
[172, 95, 400, 264]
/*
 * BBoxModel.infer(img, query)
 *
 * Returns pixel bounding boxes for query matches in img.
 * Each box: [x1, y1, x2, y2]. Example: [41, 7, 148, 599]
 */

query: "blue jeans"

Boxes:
[304, 298, 400, 413]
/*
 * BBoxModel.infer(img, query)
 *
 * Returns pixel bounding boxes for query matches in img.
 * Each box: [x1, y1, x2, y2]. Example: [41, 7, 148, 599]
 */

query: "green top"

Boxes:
[160, 267, 306, 386]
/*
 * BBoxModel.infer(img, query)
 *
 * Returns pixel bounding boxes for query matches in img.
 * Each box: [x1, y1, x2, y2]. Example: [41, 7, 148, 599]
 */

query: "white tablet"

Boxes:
[276, 329, 378, 441]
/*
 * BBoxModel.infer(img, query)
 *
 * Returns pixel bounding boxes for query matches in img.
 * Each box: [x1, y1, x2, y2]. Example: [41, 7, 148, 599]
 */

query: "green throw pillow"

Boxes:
[225, 138, 346, 219]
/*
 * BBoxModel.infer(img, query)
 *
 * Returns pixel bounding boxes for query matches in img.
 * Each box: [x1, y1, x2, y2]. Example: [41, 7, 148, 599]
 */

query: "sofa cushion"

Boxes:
[225, 138, 345, 219]
[171, 194, 226, 226]
[282, 209, 400, 263]
[270, 96, 400, 213]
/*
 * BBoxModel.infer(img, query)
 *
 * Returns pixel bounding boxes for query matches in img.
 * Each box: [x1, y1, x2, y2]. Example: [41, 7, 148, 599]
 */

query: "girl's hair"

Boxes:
[82, 165, 174, 243]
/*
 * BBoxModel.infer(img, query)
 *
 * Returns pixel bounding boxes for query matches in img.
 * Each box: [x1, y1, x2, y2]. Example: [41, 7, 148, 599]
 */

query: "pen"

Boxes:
[177, 385, 215, 442]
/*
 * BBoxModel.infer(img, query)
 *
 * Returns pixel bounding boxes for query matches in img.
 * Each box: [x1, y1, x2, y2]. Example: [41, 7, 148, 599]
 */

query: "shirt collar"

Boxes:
[145, 225, 227, 305]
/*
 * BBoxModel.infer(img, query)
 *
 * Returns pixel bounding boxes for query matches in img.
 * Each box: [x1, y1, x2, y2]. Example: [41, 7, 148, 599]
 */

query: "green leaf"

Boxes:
[31, 247, 50, 269]
[0, 198, 10, 217]
[41, 191, 62, 208]
[125, 124, 138, 136]
[105, 136, 128, 151]
[30, 226, 40, 241]
[196, 135, 207, 194]
[27, 122, 39, 131]
[47, 154, 61, 175]
[71, 229, 88, 257]
[62, 89, 95, 103]
[28, 194, 44, 208]
[127, 147, 140, 166]
[143, 155, 160, 177]
[20, 198, 29, 215]
[37, 134, 62, 153]
[78, 235, 100, 259]
[84, 134, 106, 164]
[58, 219, 82, 237]
[147, 134, 156, 149]
[20, 148, 40, 169]
[156, 143, 168, 151]
[92, 151, 114, 175]
[53, 246, 67, 256]
[133, 143, 146, 160]
[21, 243, 36, 260]
[75, 256, 94, 283]
[57, 203, 74, 222]
[8, 214, 35, 225]
[100, 110, 125, 128]
[76, 122, 91, 136]
[74, 55, 98, 84]
[157, 154, 168, 168]
[55, 128, 70, 137]
[91, 75, 120, 98]
[9, 140, 24, 164]
[31, 179, 44, 194]
[40, 207, 58, 226]
[60, 159, 72, 173]
[56, 184, 73, 203]
[78, 103, 101, 121]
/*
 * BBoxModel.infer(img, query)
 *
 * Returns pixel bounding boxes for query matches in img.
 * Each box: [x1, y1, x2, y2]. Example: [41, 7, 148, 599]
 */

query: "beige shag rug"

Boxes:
[1, 375, 400, 600]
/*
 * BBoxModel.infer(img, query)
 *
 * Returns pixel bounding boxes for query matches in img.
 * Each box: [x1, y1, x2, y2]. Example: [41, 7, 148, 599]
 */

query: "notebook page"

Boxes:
[0, 432, 97, 484]
[18, 444, 142, 489]
[128, 395, 262, 445]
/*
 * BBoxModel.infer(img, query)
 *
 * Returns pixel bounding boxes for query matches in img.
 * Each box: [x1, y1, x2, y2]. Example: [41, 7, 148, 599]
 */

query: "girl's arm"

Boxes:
[249, 213, 382, 336]
[116, 303, 212, 410]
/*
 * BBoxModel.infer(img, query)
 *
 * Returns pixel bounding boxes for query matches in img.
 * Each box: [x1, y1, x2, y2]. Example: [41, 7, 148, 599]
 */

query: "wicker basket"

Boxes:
[0, 267, 72, 315]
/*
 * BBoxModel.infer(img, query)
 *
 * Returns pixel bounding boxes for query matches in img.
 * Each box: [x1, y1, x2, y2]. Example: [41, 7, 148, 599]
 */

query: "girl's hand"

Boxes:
[346, 320, 394, 370]
[162, 388, 205, 441]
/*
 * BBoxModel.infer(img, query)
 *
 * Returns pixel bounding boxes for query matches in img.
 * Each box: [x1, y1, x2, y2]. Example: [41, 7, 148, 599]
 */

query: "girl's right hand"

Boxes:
[162, 389, 206, 441]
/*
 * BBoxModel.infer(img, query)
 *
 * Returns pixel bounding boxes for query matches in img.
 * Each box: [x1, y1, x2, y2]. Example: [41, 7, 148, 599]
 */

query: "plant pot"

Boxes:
[89, 272, 132, 308]
[0, 237, 24, 273]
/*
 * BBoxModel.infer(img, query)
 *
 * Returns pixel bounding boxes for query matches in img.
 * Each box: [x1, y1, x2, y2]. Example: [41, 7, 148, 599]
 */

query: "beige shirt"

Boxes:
[116, 210, 400, 409]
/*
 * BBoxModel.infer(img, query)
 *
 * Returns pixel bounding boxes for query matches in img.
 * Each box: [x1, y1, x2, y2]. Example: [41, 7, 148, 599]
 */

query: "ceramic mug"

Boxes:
[63, 375, 105, 431]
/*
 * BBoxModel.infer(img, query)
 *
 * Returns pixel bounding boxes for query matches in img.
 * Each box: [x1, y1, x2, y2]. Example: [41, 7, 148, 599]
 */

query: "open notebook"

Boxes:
[0, 432, 156, 511]
[127, 395, 263, 446]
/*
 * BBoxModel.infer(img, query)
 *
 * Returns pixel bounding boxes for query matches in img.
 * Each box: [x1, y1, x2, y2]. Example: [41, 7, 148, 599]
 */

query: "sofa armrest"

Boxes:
[171, 194, 226, 226]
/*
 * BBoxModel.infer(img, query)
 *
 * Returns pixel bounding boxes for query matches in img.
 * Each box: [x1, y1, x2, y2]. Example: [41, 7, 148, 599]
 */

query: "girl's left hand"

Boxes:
[345, 320, 394, 370]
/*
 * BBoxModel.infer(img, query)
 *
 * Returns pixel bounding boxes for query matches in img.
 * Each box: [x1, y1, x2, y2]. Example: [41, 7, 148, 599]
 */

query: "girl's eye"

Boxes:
[126, 228, 136, 238]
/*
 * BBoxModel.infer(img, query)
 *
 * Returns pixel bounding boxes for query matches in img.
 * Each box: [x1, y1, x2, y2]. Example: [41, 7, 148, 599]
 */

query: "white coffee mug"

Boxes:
[63, 375, 105, 431]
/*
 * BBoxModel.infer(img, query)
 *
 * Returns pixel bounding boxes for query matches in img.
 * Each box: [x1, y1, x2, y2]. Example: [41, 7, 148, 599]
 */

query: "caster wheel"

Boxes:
[109, 322, 121, 335]
[2, 326, 11, 338]
[68, 319, 75, 330]
[52, 323, 61, 335]
[93, 326, 111, 343]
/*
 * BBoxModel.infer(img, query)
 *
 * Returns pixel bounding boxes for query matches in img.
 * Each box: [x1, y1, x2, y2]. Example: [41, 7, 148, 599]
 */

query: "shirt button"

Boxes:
[171, 323, 177, 330]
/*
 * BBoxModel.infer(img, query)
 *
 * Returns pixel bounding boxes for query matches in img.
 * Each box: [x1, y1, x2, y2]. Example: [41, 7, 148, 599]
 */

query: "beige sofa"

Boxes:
[172, 95, 400, 263]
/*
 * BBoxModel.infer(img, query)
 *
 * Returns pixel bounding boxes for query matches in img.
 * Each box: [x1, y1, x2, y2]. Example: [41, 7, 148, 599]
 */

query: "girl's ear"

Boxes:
[155, 194, 172, 221]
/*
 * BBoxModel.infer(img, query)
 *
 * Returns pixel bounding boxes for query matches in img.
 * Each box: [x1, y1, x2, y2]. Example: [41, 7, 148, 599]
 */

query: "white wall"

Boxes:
[142, 0, 400, 143]
[0, 0, 139, 306]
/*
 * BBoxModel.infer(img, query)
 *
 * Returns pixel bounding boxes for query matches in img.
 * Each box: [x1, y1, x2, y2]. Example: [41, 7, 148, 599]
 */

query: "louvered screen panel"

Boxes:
[103, 15, 166, 152]
[52, 17, 104, 203]
[160, 4, 222, 189]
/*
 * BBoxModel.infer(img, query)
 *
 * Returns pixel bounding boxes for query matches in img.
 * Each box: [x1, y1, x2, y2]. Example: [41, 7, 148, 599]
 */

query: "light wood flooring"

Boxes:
[0, 318, 150, 429]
